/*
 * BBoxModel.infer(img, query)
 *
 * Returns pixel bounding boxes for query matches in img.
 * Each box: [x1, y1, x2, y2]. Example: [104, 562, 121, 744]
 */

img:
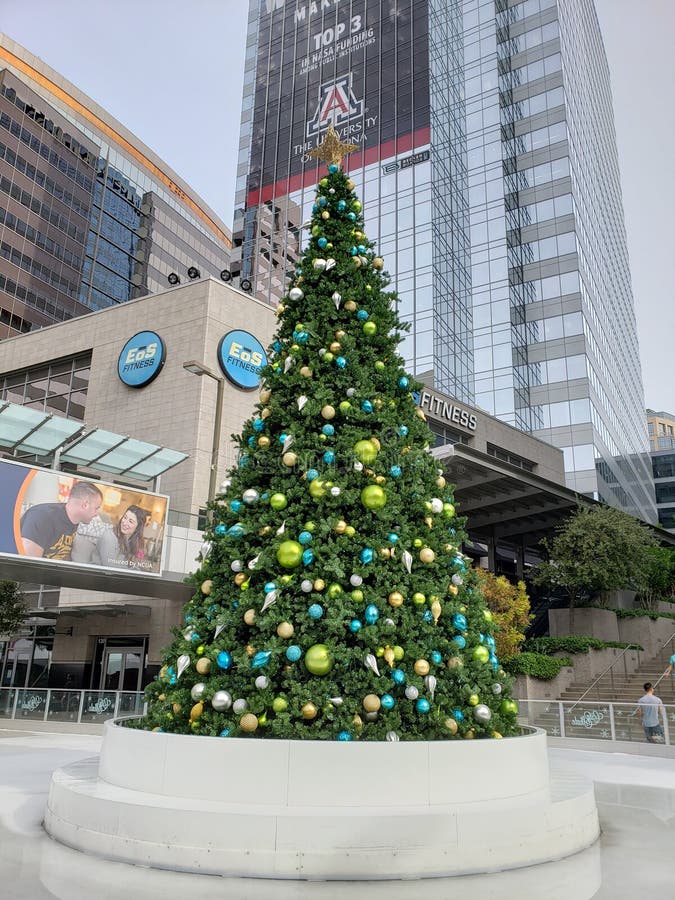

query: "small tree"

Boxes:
[474, 569, 531, 659]
[636, 546, 675, 610]
[533, 504, 657, 629]
[0, 581, 28, 636]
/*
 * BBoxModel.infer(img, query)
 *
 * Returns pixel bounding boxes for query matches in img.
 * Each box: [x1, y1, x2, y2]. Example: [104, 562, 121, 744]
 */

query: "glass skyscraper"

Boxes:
[235, 0, 654, 521]
[0, 35, 232, 338]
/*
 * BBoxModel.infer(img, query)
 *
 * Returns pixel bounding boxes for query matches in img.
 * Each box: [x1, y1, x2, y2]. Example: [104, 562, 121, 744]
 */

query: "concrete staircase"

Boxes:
[558, 643, 675, 706]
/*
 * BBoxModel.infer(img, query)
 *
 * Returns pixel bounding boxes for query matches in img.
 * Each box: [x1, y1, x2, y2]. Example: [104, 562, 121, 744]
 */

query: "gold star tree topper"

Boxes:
[308, 123, 358, 168]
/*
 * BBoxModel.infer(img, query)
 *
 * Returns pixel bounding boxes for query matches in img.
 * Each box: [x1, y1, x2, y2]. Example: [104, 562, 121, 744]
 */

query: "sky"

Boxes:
[2, 0, 673, 413]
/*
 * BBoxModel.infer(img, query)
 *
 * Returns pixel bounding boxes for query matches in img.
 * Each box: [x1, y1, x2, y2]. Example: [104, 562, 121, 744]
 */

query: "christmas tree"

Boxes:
[143, 126, 519, 741]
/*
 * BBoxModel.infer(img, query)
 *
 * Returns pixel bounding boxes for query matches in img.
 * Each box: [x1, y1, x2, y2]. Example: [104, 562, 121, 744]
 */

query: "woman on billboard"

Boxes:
[92, 505, 149, 570]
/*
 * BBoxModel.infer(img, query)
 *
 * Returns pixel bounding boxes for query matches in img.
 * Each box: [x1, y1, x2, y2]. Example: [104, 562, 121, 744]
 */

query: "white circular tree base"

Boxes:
[44, 720, 598, 880]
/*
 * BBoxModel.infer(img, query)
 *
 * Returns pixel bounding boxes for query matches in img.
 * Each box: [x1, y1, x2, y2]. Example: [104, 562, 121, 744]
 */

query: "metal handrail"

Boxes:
[567, 644, 641, 712]
[648, 631, 675, 692]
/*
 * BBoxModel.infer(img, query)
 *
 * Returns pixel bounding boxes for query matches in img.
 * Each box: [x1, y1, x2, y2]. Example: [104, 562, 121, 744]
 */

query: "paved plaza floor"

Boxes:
[1, 727, 673, 899]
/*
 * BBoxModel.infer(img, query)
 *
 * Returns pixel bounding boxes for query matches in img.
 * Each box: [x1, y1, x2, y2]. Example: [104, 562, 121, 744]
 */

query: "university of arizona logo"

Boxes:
[307, 75, 364, 137]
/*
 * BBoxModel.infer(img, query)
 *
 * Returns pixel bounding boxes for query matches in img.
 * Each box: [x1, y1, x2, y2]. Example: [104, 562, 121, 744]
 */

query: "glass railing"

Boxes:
[0, 688, 146, 724]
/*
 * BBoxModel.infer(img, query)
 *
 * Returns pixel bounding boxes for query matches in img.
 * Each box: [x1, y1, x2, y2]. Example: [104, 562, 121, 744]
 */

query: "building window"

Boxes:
[0, 353, 91, 420]
[486, 444, 536, 472]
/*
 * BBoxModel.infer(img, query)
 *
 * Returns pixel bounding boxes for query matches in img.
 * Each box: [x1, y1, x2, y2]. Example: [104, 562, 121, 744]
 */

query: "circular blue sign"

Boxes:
[117, 331, 166, 388]
[217, 330, 267, 390]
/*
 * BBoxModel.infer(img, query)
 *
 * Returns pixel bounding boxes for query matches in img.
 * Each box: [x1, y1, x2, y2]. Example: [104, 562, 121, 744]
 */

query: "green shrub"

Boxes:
[613, 608, 675, 622]
[523, 636, 642, 655]
[503, 652, 573, 680]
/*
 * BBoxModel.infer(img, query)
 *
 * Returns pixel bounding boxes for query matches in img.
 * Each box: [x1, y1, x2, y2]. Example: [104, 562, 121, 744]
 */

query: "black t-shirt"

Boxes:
[20, 502, 77, 560]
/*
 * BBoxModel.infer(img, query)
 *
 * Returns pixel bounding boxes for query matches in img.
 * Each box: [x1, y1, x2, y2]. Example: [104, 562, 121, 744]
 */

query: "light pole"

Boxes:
[182, 360, 225, 505]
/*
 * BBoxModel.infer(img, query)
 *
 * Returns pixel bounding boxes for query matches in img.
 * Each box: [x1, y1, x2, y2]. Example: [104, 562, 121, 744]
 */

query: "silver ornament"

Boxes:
[350, 574, 363, 587]
[353, 460, 364, 472]
[242, 489, 259, 504]
[284, 356, 293, 373]
[276, 521, 286, 535]
[364, 711, 378, 722]
[402, 550, 413, 574]
[190, 682, 206, 701]
[214, 623, 226, 640]
[329, 697, 343, 706]
[282, 434, 294, 451]
[492, 683, 503, 695]
[200, 541, 212, 560]
[211, 690, 232, 712]
[231, 560, 243, 572]
[430, 498, 443, 514]
[289, 287, 304, 301]
[318, 348, 327, 357]
[425, 675, 437, 700]
[328, 188, 336, 194]
[452, 574, 463, 586]
[346, 388, 356, 397]
[364, 653, 380, 677]
[183, 626, 195, 640]
[383, 618, 395, 627]
[474, 704, 492, 723]
[325, 258, 336, 270]
[301, 579, 314, 592]
[233, 698, 248, 714]
[177, 654, 190, 679]
[261, 591, 277, 612]
[386, 731, 400, 742]
[220, 479, 231, 491]
[332, 291, 342, 303]
[405, 685, 419, 700]
[330, 486, 341, 496]
[313, 258, 327, 271]
[297, 395, 308, 410]
[248, 555, 260, 570]
[255, 675, 269, 689]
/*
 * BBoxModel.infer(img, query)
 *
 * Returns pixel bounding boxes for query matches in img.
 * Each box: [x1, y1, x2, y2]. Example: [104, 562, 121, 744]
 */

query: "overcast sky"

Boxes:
[2, 0, 673, 412]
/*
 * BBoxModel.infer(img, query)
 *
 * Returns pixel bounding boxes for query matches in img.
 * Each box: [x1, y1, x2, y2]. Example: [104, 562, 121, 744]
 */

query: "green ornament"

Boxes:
[277, 540, 303, 568]
[320, 178, 328, 187]
[354, 439, 378, 464]
[351, 589, 364, 602]
[272, 697, 288, 712]
[304, 521, 317, 532]
[361, 485, 387, 510]
[304, 644, 334, 676]
[309, 479, 326, 498]
[363, 321, 377, 337]
[443, 502, 455, 518]
[501, 698, 519, 716]
[352, 200, 362, 212]
[375, 360, 385, 371]
[339, 401, 351, 414]
[327, 583, 343, 599]
[473, 646, 490, 664]
[324, 352, 334, 362]
[312, 225, 320, 237]
[270, 493, 288, 510]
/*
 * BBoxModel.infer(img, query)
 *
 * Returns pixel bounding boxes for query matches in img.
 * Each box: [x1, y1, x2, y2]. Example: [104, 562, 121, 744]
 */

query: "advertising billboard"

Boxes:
[0, 460, 168, 576]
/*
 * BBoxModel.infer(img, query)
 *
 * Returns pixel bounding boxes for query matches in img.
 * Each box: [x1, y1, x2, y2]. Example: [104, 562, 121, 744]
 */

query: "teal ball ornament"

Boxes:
[361, 485, 387, 510]
[277, 540, 303, 568]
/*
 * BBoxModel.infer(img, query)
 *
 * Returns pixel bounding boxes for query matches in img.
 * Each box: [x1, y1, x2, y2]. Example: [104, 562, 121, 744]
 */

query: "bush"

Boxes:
[502, 652, 572, 680]
[613, 608, 675, 622]
[523, 636, 642, 655]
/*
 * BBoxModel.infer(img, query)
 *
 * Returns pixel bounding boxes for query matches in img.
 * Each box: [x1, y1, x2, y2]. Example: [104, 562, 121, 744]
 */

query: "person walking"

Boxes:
[637, 683, 665, 743]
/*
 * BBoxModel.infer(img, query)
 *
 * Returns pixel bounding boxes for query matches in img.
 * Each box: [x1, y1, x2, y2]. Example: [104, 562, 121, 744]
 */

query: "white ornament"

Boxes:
[297, 395, 308, 410]
[402, 550, 413, 574]
[346, 388, 356, 397]
[214, 623, 226, 640]
[261, 591, 277, 612]
[190, 682, 206, 701]
[242, 489, 259, 504]
[289, 287, 304, 301]
[329, 697, 343, 706]
[430, 498, 443, 514]
[313, 258, 327, 271]
[177, 654, 190, 678]
[405, 685, 419, 700]
[301, 579, 314, 592]
[350, 574, 363, 587]
[255, 676, 269, 690]
[452, 574, 463, 586]
[248, 555, 260, 569]
[231, 560, 243, 572]
[276, 521, 286, 535]
[232, 698, 248, 714]
[325, 258, 336, 270]
[492, 683, 503, 695]
[386, 731, 400, 742]
[319, 348, 327, 357]
[282, 434, 294, 451]
[220, 479, 231, 491]
[383, 618, 395, 627]
[425, 675, 437, 700]
[364, 653, 380, 677]
[284, 357, 293, 373]
[330, 486, 341, 496]
[332, 291, 342, 304]
[353, 460, 364, 472]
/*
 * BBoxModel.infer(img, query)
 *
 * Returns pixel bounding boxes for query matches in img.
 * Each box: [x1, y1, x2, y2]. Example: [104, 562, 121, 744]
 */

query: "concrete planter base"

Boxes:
[44, 719, 599, 880]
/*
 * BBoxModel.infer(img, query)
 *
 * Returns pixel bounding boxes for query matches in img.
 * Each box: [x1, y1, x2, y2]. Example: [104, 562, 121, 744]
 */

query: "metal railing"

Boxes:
[519, 698, 674, 746]
[0, 688, 145, 724]
[649, 631, 675, 693]
[568, 643, 641, 712]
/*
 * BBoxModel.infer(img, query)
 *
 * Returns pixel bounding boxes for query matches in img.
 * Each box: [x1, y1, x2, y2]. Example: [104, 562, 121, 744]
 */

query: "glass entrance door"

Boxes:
[101, 649, 142, 691]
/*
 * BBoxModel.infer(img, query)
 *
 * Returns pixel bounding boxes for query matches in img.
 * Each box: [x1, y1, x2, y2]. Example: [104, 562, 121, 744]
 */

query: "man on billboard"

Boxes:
[20, 481, 103, 560]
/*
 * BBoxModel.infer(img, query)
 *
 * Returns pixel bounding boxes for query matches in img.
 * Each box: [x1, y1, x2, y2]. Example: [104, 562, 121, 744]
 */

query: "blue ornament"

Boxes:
[389, 465, 402, 477]
[423, 610, 434, 623]
[190, 633, 201, 643]
[452, 635, 466, 650]
[229, 500, 242, 512]
[349, 619, 362, 633]
[185, 615, 193, 623]
[453, 709, 464, 722]
[231, 600, 239, 609]
[431, 651, 442, 665]
[453, 557, 467, 570]
[279, 433, 288, 445]
[479, 633, 485, 643]
[398, 425, 409, 437]
[219, 729, 231, 737]
[348, 211, 356, 221]
[416, 698, 431, 714]
[350, 246, 358, 256]
[357, 310, 369, 321]
[286, 645, 302, 662]
[251, 650, 272, 668]
[306, 468, 319, 481]
[317, 237, 328, 248]
[216, 651, 232, 670]
[338, 730, 352, 741]
[322, 424, 335, 436]
[302, 548, 315, 565]
[365, 604, 379, 624]
[337, 200, 347, 211]
[264, 582, 277, 593]
[168, 675, 177, 685]
[238, 455, 249, 468]
[381, 694, 395, 710]
[308, 603, 323, 620]
[391, 669, 406, 685]
[452, 613, 467, 631]
[388, 533, 399, 543]
[295, 331, 309, 343]
[357, 244, 366, 253]
[214, 524, 227, 536]
[298, 531, 313, 545]
[318, 196, 328, 207]
[361, 400, 373, 414]
[227, 524, 244, 538]
[323, 450, 336, 464]
[328, 163, 339, 174]
[273, 341, 282, 353]
[252, 418, 264, 431]
[247, 436, 256, 447]
[336, 356, 347, 368]
[487, 636, 496, 649]
[296, 267, 302, 275]
[312, 204, 318, 213]
[153, 728, 165, 733]
[360, 547, 374, 564]
[398, 376, 409, 389]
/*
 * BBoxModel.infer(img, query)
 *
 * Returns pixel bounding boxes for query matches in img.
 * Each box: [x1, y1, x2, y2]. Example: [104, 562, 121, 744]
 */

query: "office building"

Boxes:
[233, 0, 654, 522]
[0, 34, 232, 339]
[647, 409, 675, 454]
[647, 410, 675, 533]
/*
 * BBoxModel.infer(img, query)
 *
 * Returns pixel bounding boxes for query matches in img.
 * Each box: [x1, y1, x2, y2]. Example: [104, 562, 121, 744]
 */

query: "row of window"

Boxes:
[508, 192, 573, 230]
[510, 229, 576, 266]
[499, 52, 561, 92]
[0, 353, 90, 421]
[0, 205, 82, 271]
[0, 271, 71, 324]
[0, 140, 91, 219]
[512, 269, 581, 303]
[0, 303, 31, 333]
[0, 173, 85, 243]
[502, 86, 565, 125]
[0, 238, 79, 297]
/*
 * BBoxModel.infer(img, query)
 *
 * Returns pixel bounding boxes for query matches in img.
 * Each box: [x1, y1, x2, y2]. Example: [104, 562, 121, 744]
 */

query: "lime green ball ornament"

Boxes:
[473, 646, 490, 664]
[277, 540, 303, 568]
[361, 485, 387, 510]
[339, 401, 351, 414]
[363, 321, 377, 337]
[270, 493, 288, 510]
[272, 697, 288, 712]
[309, 479, 326, 498]
[305, 644, 334, 676]
[354, 439, 378, 464]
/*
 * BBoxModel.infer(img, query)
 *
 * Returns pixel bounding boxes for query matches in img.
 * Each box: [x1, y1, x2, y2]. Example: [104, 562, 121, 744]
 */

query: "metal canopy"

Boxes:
[0, 401, 187, 481]
[0, 402, 83, 454]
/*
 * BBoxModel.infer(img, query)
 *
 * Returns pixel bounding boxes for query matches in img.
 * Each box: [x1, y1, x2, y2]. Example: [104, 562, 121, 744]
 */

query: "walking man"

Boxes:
[637, 682, 665, 743]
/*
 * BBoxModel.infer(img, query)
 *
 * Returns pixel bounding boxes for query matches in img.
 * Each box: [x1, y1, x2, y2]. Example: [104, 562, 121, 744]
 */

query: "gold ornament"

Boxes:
[414, 659, 430, 676]
[334, 520, 347, 534]
[321, 210, 330, 220]
[379, 547, 391, 559]
[444, 717, 458, 735]
[448, 584, 459, 596]
[321, 405, 336, 420]
[282, 451, 298, 467]
[492, 731, 503, 739]
[419, 547, 436, 564]
[172, 703, 181, 714]
[277, 621, 294, 639]
[260, 389, 271, 404]
[329, 341, 341, 353]
[447, 656, 463, 670]
[383, 646, 395, 667]
[300, 366, 313, 378]
[436, 476, 446, 489]
[201, 580, 213, 595]
[345, 300, 357, 312]
[260, 525, 272, 535]
[424, 516, 433, 528]
[246, 644, 256, 657]
[276, 303, 285, 315]
[234, 572, 246, 586]
[189, 702, 204, 721]
[464, 729, 475, 740]
[375, 475, 386, 485]
[307, 122, 358, 167]
[416, 408, 427, 420]
[313, 578, 325, 591]
[302, 702, 318, 720]
[431, 599, 442, 624]
[346, 178, 356, 190]
[244, 608, 256, 625]
[196, 658, 211, 675]
[388, 591, 404, 608]
[363, 694, 381, 713]
[258, 436, 271, 447]
[353, 713, 363, 728]
[372, 257, 384, 270]
[335, 330, 346, 339]
[240, 713, 259, 733]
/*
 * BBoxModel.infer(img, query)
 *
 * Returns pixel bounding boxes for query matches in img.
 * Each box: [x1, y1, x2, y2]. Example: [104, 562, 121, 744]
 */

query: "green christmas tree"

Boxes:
[143, 126, 519, 741]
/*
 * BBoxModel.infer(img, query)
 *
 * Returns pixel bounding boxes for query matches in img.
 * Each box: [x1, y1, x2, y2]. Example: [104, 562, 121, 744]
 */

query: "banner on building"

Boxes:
[0, 459, 168, 576]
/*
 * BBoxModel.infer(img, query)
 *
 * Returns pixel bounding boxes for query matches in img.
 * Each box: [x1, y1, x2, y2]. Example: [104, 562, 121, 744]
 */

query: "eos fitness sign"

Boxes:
[117, 331, 165, 388]
[217, 330, 268, 390]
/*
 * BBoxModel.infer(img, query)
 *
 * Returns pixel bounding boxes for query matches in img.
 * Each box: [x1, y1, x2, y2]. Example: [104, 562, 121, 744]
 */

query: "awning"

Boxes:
[0, 402, 83, 454]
